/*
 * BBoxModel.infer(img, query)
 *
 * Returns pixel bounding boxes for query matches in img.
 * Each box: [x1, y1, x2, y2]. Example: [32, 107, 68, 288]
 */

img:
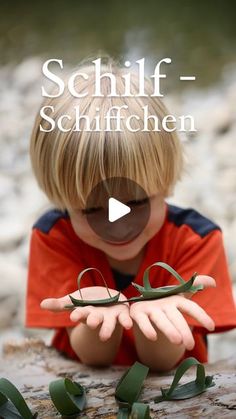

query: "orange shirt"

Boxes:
[25, 202, 236, 365]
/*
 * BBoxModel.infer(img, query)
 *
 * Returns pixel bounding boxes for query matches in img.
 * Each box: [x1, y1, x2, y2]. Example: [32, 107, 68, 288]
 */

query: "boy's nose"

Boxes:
[85, 177, 150, 243]
[103, 217, 138, 242]
[86, 200, 149, 243]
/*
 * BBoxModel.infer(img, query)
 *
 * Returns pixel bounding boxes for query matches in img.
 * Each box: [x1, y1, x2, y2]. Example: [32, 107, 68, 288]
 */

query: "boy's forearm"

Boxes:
[133, 322, 186, 372]
[67, 322, 123, 367]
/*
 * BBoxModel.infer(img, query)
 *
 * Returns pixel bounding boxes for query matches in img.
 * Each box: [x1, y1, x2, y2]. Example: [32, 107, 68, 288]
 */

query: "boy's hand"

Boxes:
[130, 275, 216, 350]
[40, 286, 133, 342]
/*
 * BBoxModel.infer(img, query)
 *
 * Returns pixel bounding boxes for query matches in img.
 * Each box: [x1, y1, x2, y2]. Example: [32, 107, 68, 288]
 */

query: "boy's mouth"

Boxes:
[103, 233, 140, 246]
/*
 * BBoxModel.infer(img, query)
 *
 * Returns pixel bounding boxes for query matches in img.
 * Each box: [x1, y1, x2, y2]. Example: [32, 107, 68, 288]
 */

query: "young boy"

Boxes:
[25, 60, 236, 371]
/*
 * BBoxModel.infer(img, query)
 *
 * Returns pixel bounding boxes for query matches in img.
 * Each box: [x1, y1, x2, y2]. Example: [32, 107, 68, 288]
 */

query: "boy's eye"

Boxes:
[81, 206, 103, 215]
[126, 197, 149, 206]
[81, 198, 149, 215]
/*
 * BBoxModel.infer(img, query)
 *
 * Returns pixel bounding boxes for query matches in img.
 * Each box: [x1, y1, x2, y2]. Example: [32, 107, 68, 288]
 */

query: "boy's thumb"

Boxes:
[184, 275, 216, 299]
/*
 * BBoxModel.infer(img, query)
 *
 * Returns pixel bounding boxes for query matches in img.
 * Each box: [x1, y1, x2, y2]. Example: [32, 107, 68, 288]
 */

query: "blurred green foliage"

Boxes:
[0, 0, 236, 89]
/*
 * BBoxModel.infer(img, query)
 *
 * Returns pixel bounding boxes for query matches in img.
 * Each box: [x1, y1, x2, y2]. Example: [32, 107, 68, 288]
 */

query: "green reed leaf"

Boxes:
[64, 262, 203, 308]
[115, 362, 150, 418]
[154, 357, 215, 402]
[65, 267, 120, 307]
[0, 377, 37, 418]
[132, 272, 202, 299]
[69, 292, 121, 307]
[49, 377, 86, 415]
[143, 262, 186, 290]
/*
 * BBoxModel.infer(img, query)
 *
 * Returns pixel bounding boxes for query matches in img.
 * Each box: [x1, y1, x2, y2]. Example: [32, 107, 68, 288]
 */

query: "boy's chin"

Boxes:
[102, 241, 143, 261]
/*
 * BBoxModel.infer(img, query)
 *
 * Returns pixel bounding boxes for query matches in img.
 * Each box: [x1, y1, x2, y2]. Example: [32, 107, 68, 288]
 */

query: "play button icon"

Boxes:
[108, 198, 131, 222]
[85, 177, 150, 244]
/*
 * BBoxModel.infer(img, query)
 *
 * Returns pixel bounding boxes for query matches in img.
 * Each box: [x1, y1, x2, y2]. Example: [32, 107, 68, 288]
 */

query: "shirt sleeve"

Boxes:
[169, 228, 236, 333]
[25, 227, 93, 328]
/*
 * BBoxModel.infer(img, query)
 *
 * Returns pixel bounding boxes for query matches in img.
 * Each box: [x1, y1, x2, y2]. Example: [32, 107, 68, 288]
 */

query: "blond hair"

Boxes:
[30, 59, 185, 211]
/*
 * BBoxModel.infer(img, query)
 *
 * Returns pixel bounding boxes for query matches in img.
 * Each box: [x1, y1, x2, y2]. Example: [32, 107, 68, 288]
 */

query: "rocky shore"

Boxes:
[0, 58, 235, 361]
[1, 338, 236, 418]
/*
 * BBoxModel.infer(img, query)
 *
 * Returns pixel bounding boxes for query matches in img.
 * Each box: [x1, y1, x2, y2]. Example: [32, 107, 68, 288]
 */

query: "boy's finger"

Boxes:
[133, 312, 157, 341]
[178, 299, 215, 331]
[184, 275, 216, 299]
[99, 315, 117, 341]
[193, 275, 216, 288]
[40, 296, 71, 311]
[70, 306, 94, 322]
[149, 310, 182, 346]
[118, 310, 133, 329]
[86, 311, 104, 329]
[164, 307, 195, 350]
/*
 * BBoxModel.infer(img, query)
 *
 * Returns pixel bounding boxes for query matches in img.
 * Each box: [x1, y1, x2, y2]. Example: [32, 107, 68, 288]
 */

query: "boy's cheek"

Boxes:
[144, 207, 166, 238]
[70, 212, 99, 243]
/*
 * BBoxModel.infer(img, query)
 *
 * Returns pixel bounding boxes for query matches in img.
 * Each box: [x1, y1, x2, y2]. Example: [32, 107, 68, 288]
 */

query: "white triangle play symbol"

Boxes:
[108, 197, 131, 222]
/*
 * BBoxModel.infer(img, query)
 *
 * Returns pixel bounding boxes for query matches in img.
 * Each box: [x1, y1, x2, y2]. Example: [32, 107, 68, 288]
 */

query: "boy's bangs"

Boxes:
[62, 129, 168, 210]
[30, 62, 184, 211]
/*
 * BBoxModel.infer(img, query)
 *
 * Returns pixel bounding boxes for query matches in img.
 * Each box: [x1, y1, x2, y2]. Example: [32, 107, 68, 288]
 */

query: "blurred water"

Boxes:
[0, 0, 236, 90]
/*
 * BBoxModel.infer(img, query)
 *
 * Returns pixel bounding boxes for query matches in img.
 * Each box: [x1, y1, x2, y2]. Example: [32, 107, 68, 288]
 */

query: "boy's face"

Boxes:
[68, 193, 166, 261]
